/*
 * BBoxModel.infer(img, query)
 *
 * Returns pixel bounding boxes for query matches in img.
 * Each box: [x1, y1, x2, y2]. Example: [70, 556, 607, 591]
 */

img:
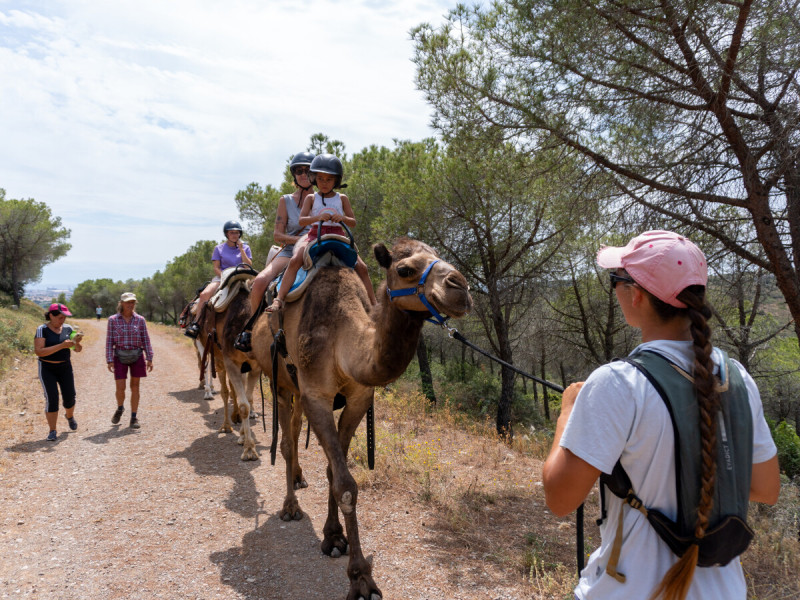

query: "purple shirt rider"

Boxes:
[212, 242, 252, 270]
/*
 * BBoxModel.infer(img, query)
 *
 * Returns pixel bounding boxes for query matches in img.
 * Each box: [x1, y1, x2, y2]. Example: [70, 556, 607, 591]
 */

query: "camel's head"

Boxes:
[374, 238, 473, 319]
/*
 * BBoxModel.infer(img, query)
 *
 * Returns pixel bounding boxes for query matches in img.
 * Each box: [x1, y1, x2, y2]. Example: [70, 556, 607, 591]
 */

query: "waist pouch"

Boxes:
[115, 347, 143, 364]
[647, 509, 753, 567]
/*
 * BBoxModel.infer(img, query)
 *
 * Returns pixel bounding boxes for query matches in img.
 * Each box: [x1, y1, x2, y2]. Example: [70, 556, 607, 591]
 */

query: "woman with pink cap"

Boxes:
[542, 231, 780, 600]
[34, 303, 83, 441]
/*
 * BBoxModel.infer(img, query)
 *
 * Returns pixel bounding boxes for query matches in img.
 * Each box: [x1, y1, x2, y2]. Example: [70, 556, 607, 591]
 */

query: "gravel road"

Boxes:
[0, 318, 548, 600]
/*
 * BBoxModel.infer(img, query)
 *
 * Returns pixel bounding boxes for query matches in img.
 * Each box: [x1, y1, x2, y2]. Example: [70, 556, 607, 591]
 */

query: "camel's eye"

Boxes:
[396, 265, 414, 278]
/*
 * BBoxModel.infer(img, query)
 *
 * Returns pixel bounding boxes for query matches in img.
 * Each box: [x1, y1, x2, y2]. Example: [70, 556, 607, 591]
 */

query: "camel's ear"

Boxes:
[373, 243, 392, 269]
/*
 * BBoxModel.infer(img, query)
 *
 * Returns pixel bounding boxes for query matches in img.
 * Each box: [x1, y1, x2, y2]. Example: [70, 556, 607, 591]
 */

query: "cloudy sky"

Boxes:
[0, 0, 458, 289]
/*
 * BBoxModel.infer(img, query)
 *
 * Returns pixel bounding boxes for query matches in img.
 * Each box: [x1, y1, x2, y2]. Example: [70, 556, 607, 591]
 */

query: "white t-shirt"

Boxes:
[311, 192, 343, 220]
[561, 340, 777, 600]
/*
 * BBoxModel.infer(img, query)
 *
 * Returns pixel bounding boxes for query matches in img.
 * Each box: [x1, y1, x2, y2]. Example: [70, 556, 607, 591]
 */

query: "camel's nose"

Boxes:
[444, 269, 469, 291]
[443, 270, 473, 312]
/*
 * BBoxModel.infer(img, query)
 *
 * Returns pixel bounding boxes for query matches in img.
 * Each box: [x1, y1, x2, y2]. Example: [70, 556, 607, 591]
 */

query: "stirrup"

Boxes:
[234, 331, 252, 352]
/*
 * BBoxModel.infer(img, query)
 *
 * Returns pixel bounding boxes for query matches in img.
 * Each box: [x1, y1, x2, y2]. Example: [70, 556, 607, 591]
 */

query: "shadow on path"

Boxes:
[210, 510, 351, 600]
[6, 438, 61, 453]
[83, 426, 141, 445]
[166, 431, 266, 518]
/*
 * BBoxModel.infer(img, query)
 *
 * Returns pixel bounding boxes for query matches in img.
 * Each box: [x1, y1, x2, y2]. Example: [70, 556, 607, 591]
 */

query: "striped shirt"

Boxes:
[105, 312, 154, 363]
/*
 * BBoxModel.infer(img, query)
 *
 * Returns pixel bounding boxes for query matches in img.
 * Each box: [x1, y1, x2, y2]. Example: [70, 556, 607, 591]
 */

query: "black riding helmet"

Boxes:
[223, 220, 243, 236]
[309, 153, 345, 189]
[289, 152, 315, 187]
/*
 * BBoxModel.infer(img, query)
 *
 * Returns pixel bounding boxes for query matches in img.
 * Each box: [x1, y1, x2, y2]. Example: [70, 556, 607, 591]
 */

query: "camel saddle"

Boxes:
[268, 234, 358, 304]
[211, 264, 258, 312]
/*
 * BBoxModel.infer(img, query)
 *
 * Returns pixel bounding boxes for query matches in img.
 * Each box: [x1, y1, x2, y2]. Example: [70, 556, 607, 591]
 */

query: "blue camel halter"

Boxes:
[386, 259, 450, 325]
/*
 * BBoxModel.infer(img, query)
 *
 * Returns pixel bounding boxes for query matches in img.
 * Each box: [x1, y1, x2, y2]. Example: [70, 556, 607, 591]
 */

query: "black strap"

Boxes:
[269, 339, 279, 466]
[259, 375, 267, 433]
[367, 402, 375, 470]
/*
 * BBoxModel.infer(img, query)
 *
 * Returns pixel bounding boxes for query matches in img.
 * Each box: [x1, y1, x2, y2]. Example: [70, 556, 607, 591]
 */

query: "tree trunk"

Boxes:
[11, 262, 20, 306]
[494, 316, 515, 440]
[416, 333, 436, 405]
[497, 364, 515, 440]
[460, 343, 466, 382]
[540, 346, 550, 421]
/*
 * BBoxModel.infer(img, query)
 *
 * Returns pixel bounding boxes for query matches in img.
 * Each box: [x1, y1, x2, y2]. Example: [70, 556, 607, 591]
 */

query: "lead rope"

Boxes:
[438, 323, 585, 572]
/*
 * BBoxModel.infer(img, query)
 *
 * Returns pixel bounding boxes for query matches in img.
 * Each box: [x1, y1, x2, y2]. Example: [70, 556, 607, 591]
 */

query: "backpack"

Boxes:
[598, 349, 754, 583]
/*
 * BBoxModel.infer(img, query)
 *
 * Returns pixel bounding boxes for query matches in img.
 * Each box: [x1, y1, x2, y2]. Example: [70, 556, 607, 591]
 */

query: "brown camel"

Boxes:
[180, 298, 216, 397]
[251, 238, 472, 600]
[194, 299, 242, 433]
[199, 277, 263, 460]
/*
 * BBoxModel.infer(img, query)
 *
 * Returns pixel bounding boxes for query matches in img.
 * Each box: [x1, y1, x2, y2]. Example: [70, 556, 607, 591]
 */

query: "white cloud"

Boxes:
[0, 0, 457, 287]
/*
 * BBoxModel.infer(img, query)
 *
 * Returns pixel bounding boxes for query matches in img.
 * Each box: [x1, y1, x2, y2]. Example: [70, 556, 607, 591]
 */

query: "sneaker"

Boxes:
[111, 406, 124, 425]
[129, 417, 140, 429]
[67, 417, 78, 431]
[46, 430, 57, 442]
[234, 331, 252, 352]
[184, 323, 200, 339]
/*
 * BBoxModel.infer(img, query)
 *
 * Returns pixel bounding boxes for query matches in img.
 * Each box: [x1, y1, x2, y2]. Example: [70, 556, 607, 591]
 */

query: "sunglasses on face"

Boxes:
[293, 167, 310, 175]
[609, 272, 636, 288]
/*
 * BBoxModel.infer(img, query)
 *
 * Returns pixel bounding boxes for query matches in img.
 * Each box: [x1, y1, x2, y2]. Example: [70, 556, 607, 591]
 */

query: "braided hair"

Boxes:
[647, 285, 719, 600]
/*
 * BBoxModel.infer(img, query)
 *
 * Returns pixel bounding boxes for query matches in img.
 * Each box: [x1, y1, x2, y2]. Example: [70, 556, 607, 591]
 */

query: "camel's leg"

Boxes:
[278, 391, 304, 521]
[305, 389, 382, 600]
[226, 358, 258, 461]
[217, 357, 233, 434]
[195, 344, 205, 390]
[195, 339, 214, 399]
[227, 364, 242, 425]
[289, 394, 306, 489]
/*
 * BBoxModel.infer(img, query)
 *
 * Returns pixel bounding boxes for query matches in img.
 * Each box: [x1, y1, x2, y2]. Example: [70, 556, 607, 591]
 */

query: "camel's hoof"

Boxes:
[240, 447, 259, 461]
[280, 510, 303, 521]
[293, 478, 308, 490]
[218, 425, 232, 434]
[321, 536, 348, 558]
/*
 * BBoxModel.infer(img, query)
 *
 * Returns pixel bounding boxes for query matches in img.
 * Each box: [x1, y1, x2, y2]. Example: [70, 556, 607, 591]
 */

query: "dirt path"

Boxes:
[0, 319, 552, 600]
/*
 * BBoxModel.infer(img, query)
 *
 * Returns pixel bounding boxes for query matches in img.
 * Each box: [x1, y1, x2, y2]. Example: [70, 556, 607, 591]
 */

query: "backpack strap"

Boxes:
[598, 355, 674, 582]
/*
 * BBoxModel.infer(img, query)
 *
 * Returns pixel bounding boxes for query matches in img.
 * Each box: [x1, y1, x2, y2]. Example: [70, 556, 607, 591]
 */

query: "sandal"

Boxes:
[266, 298, 284, 313]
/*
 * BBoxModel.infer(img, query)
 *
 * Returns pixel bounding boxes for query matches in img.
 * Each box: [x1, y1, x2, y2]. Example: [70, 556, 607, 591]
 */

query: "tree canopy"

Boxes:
[0, 189, 71, 305]
[412, 0, 800, 340]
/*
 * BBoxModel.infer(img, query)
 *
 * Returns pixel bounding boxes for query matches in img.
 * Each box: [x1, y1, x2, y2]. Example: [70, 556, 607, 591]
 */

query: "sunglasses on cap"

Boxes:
[609, 272, 636, 288]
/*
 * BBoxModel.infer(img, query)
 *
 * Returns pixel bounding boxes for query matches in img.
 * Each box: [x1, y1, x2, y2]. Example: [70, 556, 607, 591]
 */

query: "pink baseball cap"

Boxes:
[48, 302, 72, 316]
[596, 230, 707, 308]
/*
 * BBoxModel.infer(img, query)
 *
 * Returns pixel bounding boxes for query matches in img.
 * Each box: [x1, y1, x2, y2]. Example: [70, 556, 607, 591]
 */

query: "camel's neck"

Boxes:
[351, 286, 427, 386]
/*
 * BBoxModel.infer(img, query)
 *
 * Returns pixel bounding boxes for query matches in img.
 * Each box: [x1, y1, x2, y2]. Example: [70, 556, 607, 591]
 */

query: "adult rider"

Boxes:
[234, 151, 315, 352]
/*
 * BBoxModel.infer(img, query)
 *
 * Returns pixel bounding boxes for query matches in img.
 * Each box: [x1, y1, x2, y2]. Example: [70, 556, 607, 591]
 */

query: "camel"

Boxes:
[196, 269, 264, 459]
[251, 238, 472, 600]
[179, 298, 215, 398]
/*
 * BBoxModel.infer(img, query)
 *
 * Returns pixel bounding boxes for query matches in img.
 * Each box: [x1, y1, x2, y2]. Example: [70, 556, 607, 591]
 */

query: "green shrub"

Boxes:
[772, 420, 800, 480]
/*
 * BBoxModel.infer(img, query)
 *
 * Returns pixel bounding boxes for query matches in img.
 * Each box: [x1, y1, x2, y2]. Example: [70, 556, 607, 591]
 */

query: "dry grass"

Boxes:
[743, 481, 800, 599]
[349, 381, 580, 598]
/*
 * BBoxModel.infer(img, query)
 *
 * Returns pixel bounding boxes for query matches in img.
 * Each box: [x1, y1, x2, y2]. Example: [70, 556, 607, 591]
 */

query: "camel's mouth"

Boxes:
[429, 270, 473, 317]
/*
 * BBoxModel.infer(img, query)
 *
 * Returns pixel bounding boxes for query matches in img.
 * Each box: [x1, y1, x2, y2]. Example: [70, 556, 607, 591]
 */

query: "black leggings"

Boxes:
[38, 361, 76, 413]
